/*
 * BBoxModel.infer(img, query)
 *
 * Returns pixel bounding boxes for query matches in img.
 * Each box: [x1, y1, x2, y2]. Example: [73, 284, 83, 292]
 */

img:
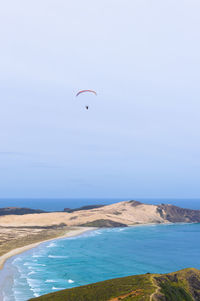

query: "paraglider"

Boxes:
[76, 90, 97, 110]
[76, 90, 97, 97]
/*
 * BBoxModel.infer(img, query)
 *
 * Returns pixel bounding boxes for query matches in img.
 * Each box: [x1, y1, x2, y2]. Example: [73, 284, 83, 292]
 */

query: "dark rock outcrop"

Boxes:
[157, 204, 200, 223]
[64, 204, 105, 213]
[128, 200, 142, 206]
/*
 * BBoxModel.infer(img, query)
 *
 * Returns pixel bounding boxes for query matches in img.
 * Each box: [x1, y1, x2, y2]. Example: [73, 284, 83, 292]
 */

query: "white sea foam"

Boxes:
[19, 273, 27, 279]
[67, 279, 74, 283]
[12, 257, 22, 263]
[13, 277, 41, 300]
[87, 230, 102, 236]
[30, 287, 41, 293]
[52, 286, 66, 290]
[27, 278, 40, 287]
[79, 230, 103, 238]
[25, 262, 45, 267]
[47, 242, 57, 248]
[27, 278, 42, 294]
[14, 278, 23, 286]
[106, 228, 127, 233]
[67, 229, 102, 240]
[26, 263, 46, 270]
[45, 279, 57, 283]
[28, 268, 43, 273]
[118, 228, 126, 231]
[28, 271, 36, 276]
[48, 255, 68, 259]
[13, 290, 28, 301]
[2, 292, 12, 301]
[95, 230, 102, 234]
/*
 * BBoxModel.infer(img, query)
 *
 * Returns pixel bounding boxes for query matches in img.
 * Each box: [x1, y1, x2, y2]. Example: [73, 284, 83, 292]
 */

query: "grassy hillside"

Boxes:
[30, 268, 200, 301]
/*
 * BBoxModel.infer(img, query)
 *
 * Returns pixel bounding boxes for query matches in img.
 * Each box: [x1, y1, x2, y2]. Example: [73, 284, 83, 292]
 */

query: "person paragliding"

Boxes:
[76, 90, 97, 109]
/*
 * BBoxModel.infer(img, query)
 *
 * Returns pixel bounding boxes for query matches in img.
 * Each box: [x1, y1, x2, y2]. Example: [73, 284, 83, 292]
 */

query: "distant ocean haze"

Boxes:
[0, 198, 200, 211]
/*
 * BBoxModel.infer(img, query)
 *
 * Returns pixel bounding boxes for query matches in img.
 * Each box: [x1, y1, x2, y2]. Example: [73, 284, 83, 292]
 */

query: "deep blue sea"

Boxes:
[0, 198, 200, 211]
[1, 223, 200, 301]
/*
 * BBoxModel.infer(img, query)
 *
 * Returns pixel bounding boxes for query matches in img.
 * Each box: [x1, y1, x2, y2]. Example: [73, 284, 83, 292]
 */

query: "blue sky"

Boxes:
[0, 0, 199, 198]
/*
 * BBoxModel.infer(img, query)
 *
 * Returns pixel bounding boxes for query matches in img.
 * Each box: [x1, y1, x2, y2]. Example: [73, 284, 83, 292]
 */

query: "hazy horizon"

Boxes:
[0, 0, 200, 198]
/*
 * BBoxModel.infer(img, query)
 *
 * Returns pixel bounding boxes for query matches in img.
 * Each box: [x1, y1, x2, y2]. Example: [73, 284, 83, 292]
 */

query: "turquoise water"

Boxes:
[1, 223, 200, 300]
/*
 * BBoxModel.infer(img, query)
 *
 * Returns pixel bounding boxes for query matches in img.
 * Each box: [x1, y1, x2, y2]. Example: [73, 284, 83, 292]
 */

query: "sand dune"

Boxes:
[0, 200, 199, 229]
[0, 200, 200, 272]
[0, 201, 166, 227]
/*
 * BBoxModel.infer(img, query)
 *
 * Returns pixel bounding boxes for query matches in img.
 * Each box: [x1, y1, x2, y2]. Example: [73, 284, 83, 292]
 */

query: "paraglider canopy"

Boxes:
[76, 90, 97, 97]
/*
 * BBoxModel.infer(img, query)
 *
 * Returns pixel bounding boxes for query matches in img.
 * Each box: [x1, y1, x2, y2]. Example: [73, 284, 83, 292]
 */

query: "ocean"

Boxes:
[0, 198, 200, 300]
[0, 198, 200, 211]
[1, 223, 200, 301]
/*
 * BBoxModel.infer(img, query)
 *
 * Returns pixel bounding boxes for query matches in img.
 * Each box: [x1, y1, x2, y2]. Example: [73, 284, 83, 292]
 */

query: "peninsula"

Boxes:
[0, 200, 200, 269]
[0, 200, 200, 228]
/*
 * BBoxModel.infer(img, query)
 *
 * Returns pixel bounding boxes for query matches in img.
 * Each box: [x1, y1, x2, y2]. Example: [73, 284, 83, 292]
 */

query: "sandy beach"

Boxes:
[0, 201, 167, 228]
[0, 226, 94, 270]
[0, 226, 96, 300]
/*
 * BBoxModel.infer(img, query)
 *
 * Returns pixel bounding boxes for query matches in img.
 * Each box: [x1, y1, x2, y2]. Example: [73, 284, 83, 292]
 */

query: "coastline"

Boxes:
[0, 226, 96, 270]
[0, 221, 192, 271]
[0, 222, 170, 272]
[0, 223, 199, 300]
[0, 222, 188, 271]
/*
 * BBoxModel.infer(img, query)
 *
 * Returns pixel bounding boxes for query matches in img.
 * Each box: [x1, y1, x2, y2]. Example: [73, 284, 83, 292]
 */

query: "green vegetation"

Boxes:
[80, 219, 127, 227]
[159, 280, 193, 301]
[156, 268, 200, 301]
[30, 274, 154, 301]
[0, 207, 46, 216]
[30, 268, 200, 301]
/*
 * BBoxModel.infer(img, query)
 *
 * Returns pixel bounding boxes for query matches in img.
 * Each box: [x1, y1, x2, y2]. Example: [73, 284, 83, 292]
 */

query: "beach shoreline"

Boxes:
[0, 227, 96, 271]
[0, 221, 168, 273]
[0, 221, 187, 272]
[0, 222, 199, 300]
[0, 222, 178, 272]
[0, 226, 97, 300]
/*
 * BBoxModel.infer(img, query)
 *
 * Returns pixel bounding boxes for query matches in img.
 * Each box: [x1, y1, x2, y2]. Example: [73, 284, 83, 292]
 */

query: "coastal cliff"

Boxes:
[30, 268, 200, 301]
[156, 203, 200, 223]
[0, 200, 200, 227]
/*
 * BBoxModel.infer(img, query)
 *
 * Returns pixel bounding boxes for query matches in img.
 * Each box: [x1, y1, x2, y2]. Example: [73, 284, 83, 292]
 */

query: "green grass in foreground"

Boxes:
[30, 268, 200, 301]
[30, 274, 154, 301]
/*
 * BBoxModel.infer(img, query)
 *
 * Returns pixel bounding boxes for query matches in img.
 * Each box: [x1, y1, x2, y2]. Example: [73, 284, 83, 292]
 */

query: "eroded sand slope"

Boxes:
[0, 201, 179, 227]
[0, 200, 200, 228]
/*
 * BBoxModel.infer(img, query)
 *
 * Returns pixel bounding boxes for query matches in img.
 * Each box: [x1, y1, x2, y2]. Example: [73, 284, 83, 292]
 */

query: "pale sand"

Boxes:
[0, 201, 167, 228]
[0, 227, 95, 270]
